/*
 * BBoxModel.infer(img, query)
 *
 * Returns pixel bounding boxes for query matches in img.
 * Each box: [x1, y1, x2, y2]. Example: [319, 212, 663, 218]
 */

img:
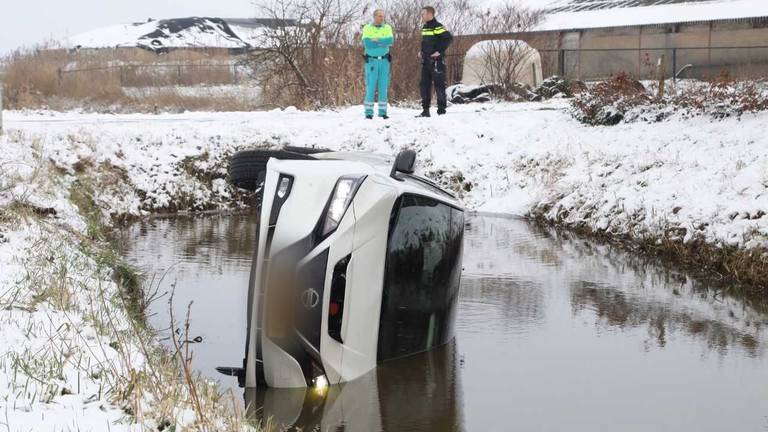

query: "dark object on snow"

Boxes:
[282, 145, 331, 155]
[448, 83, 539, 104]
[229, 149, 317, 191]
[534, 76, 588, 99]
[447, 84, 497, 104]
[507, 82, 540, 102]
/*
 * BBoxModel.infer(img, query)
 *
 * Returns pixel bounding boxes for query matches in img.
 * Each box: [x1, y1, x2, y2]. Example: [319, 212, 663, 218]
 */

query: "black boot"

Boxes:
[415, 109, 431, 118]
[365, 114, 373, 120]
[437, 107, 446, 115]
[380, 114, 389, 120]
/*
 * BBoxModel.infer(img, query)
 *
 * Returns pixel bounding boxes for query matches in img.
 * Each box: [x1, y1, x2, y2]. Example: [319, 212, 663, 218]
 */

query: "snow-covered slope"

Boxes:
[3, 101, 767, 251]
[64, 17, 270, 50]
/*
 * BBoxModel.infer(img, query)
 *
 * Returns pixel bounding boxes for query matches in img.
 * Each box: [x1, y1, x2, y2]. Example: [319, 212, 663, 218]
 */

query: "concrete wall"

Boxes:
[450, 17, 768, 82]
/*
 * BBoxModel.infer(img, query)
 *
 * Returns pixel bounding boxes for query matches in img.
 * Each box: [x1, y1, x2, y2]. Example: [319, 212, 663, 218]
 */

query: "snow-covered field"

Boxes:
[1, 99, 767, 430]
[4, 100, 767, 249]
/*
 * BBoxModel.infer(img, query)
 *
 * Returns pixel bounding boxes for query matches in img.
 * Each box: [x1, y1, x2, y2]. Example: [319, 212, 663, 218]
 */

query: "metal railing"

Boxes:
[445, 45, 768, 84]
[541, 45, 768, 81]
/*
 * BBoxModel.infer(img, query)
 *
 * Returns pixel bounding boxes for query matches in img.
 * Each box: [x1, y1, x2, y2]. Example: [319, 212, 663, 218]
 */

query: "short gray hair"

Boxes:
[373, 9, 385, 17]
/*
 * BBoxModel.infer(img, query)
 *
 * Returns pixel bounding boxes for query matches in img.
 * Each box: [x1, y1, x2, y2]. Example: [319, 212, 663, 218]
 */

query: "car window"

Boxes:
[377, 195, 464, 361]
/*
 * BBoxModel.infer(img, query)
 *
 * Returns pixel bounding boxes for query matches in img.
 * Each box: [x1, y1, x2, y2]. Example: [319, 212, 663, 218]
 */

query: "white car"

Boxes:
[220, 147, 465, 389]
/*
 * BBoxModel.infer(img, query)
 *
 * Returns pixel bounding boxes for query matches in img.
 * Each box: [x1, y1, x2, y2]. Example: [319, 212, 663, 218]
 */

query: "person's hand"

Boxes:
[417, 51, 423, 60]
[430, 52, 441, 58]
[372, 38, 380, 42]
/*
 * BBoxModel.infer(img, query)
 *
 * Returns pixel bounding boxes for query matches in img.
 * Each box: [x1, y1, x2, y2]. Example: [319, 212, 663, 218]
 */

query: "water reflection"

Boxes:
[246, 342, 463, 432]
[571, 281, 764, 358]
[118, 212, 768, 432]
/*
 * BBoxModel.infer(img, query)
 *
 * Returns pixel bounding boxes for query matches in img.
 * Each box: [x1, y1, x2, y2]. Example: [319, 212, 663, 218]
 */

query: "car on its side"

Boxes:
[218, 147, 465, 389]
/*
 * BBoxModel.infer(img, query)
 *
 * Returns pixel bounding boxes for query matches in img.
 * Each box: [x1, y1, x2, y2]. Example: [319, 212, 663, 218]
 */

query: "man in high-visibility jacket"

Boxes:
[417, 6, 452, 117]
[362, 10, 394, 119]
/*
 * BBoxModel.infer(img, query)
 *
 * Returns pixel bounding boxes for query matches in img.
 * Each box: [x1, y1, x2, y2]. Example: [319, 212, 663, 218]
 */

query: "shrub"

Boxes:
[570, 72, 768, 126]
[571, 72, 650, 125]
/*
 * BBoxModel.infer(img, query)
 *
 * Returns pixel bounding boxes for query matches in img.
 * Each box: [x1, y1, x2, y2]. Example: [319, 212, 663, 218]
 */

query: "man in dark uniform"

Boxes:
[417, 6, 453, 117]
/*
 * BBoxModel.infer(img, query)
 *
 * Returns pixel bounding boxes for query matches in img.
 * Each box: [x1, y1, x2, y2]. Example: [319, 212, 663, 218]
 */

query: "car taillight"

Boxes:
[328, 255, 350, 343]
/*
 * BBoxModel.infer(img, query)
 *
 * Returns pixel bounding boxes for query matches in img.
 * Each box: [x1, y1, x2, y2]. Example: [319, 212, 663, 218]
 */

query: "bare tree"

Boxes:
[464, 3, 543, 97]
[246, 0, 516, 107]
[246, 0, 370, 108]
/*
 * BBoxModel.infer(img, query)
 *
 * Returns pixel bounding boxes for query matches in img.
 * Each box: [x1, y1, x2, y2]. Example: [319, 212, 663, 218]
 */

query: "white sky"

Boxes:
[0, 0, 565, 55]
[0, 0, 256, 55]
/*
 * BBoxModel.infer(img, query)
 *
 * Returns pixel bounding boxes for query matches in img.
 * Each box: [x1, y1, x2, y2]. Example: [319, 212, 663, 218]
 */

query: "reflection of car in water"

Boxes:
[245, 341, 464, 431]
[219, 148, 465, 389]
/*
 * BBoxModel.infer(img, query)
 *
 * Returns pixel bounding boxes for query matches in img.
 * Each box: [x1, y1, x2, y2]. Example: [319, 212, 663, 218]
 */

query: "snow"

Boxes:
[0, 224, 145, 432]
[1, 98, 767, 429]
[64, 18, 262, 50]
[3, 100, 767, 250]
[536, 0, 768, 31]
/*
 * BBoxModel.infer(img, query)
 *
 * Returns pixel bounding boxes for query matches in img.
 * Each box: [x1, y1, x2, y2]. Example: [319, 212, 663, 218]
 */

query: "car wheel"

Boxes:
[229, 149, 316, 191]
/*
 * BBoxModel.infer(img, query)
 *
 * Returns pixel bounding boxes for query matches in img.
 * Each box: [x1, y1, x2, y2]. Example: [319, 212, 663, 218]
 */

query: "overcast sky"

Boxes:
[0, 0, 557, 55]
[0, 0, 256, 55]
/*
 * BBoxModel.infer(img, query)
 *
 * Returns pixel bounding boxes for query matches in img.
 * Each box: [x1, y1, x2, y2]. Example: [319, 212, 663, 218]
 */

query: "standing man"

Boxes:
[362, 10, 394, 119]
[417, 6, 453, 117]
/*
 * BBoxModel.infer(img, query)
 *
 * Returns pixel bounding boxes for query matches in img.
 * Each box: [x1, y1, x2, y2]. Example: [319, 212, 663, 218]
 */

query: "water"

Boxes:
[117, 212, 768, 432]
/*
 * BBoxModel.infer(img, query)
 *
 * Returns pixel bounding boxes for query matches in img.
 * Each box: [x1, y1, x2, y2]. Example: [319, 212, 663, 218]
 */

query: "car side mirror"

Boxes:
[390, 150, 416, 180]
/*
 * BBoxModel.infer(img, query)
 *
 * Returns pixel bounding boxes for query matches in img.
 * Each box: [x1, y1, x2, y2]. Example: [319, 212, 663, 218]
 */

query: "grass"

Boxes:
[0, 151, 258, 430]
[1, 47, 259, 112]
[531, 214, 768, 304]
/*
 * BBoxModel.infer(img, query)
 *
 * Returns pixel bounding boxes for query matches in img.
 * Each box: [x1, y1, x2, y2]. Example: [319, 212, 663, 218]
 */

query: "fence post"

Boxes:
[672, 48, 677, 83]
[559, 49, 565, 76]
[0, 79, 4, 136]
[657, 54, 666, 99]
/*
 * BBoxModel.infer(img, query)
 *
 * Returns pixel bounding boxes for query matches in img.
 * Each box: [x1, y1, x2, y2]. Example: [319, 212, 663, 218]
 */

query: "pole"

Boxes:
[672, 48, 677, 83]
[0, 79, 4, 136]
[657, 54, 666, 100]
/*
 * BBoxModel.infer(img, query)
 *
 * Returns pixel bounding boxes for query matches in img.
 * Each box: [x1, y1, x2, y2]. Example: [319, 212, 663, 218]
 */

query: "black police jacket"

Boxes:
[421, 19, 453, 58]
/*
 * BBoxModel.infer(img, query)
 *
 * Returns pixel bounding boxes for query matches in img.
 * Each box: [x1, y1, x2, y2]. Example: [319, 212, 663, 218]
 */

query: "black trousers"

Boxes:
[420, 59, 447, 110]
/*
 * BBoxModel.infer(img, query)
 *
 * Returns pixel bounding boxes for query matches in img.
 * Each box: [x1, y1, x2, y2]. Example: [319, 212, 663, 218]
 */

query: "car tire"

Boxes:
[229, 149, 316, 191]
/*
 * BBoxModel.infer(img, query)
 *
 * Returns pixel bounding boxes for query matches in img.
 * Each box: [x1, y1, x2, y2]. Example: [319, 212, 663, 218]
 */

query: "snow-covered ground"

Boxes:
[4, 100, 767, 249]
[122, 84, 262, 103]
[0, 116, 251, 430]
[1, 98, 767, 429]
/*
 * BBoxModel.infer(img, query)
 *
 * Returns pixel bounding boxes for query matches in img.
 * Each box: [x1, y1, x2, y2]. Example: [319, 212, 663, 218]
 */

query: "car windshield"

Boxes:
[377, 194, 464, 361]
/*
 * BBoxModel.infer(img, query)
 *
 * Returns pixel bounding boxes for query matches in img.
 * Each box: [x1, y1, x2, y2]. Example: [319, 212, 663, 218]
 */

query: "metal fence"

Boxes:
[446, 45, 768, 84]
[58, 63, 244, 87]
[543, 46, 768, 81]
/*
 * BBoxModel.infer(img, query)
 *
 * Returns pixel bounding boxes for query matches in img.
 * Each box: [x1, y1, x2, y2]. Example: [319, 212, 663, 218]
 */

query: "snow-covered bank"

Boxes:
[1, 97, 766, 428]
[5, 100, 767, 251]
[0, 130, 253, 430]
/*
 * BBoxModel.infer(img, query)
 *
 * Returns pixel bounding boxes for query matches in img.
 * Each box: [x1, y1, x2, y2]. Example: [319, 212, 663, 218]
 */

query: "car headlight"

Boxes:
[318, 175, 367, 238]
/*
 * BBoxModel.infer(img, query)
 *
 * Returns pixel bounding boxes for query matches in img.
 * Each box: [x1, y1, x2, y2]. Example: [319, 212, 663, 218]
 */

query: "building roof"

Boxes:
[63, 17, 294, 51]
[534, 0, 768, 31]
